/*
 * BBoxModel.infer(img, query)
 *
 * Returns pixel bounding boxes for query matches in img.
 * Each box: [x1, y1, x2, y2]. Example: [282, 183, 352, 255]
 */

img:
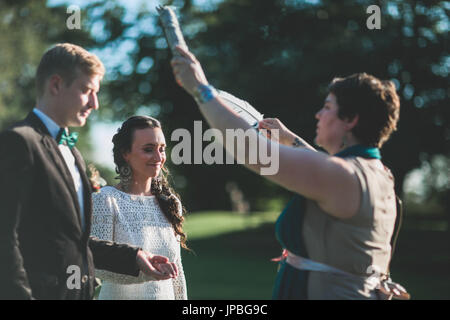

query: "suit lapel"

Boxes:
[27, 112, 83, 231]
[71, 147, 93, 236]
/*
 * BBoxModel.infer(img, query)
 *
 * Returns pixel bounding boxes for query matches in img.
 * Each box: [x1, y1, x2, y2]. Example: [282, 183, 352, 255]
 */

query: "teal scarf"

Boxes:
[335, 144, 381, 159]
[272, 145, 381, 299]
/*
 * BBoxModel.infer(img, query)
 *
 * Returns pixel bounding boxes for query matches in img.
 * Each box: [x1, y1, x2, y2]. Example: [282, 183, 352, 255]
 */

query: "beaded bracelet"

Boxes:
[292, 137, 304, 148]
[193, 84, 218, 104]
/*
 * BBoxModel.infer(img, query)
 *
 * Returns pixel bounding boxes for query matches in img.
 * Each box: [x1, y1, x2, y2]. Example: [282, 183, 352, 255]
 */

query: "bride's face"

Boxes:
[123, 127, 166, 180]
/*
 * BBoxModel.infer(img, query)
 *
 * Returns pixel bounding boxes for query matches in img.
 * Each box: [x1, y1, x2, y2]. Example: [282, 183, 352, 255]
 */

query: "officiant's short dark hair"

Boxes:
[328, 73, 400, 148]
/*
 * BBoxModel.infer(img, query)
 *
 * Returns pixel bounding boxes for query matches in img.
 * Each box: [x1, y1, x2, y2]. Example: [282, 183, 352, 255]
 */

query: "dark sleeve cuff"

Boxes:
[89, 237, 142, 277]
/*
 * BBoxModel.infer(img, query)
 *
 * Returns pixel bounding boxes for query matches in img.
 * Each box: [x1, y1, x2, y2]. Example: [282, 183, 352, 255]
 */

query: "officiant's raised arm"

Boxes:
[170, 46, 276, 174]
[170, 46, 339, 208]
[171, 47, 251, 133]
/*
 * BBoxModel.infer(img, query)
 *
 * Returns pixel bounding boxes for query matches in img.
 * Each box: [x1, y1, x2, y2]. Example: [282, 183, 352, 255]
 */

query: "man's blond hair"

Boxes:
[36, 43, 105, 97]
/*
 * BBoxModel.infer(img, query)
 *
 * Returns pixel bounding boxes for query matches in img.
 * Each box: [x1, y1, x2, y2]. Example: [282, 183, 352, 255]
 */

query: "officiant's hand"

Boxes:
[171, 45, 209, 96]
[258, 118, 296, 145]
[136, 250, 178, 280]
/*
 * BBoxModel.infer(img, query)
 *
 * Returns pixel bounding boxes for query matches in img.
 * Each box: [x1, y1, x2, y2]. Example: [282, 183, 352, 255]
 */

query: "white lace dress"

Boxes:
[91, 186, 187, 300]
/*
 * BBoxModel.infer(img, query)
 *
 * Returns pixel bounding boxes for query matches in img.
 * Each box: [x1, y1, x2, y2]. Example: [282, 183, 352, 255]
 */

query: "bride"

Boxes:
[91, 116, 188, 300]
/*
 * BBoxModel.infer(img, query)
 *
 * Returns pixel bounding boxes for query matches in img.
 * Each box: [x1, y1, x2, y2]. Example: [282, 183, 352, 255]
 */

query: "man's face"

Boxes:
[56, 71, 101, 127]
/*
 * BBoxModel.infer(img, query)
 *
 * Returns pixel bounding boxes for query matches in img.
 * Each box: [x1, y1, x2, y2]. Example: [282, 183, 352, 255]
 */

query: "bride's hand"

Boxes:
[136, 250, 178, 280]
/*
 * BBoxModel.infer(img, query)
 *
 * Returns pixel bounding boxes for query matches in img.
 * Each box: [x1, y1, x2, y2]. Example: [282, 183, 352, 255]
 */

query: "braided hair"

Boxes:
[112, 116, 188, 249]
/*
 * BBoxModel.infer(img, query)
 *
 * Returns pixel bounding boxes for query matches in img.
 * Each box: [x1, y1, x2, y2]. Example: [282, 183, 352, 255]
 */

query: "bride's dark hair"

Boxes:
[112, 115, 188, 249]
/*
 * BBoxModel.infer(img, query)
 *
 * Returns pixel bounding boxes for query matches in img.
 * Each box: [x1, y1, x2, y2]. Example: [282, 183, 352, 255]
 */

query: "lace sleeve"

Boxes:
[91, 190, 157, 284]
[172, 255, 187, 300]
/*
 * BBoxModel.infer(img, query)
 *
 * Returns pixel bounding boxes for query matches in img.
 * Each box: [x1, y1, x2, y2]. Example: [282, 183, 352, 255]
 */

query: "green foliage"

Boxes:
[1, 0, 448, 212]
[92, 0, 449, 210]
[0, 0, 95, 130]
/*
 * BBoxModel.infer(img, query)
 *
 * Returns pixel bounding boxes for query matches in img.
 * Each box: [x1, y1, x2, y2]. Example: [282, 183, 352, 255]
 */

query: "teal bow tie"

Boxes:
[57, 129, 78, 149]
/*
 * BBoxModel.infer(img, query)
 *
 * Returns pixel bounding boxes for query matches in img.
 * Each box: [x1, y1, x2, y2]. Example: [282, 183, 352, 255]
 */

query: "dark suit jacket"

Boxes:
[0, 112, 141, 300]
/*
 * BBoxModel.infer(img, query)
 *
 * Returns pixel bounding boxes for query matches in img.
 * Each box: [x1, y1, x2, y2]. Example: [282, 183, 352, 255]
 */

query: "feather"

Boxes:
[217, 90, 264, 127]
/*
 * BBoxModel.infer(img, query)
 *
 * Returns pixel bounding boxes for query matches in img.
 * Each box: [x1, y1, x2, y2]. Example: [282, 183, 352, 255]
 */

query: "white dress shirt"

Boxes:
[33, 108, 85, 231]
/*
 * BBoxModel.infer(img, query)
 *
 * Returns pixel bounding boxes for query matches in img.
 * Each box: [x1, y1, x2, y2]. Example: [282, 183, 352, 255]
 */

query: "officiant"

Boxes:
[170, 45, 409, 300]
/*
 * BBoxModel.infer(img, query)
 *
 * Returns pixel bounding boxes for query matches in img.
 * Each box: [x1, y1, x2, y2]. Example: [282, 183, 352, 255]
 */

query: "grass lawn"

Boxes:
[183, 210, 279, 241]
[181, 210, 281, 299]
[181, 211, 450, 300]
[389, 229, 450, 300]
[182, 211, 281, 299]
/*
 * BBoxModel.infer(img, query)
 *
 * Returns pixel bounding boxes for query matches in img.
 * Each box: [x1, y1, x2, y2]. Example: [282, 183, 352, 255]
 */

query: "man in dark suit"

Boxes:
[0, 43, 178, 300]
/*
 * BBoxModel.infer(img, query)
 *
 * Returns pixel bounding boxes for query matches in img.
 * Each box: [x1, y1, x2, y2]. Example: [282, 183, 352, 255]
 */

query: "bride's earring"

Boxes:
[119, 163, 132, 192]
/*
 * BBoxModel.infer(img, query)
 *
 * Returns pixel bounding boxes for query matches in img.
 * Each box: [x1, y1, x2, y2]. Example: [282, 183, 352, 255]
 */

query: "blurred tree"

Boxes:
[2, 0, 448, 213]
[405, 154, 450, 232]
[94, 0, 448, 211]
[0, 0, 99, 152]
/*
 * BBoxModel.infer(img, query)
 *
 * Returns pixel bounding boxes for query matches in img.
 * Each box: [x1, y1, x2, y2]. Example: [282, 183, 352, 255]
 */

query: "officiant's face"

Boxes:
[124, 127, 167, 180]
[314, 93, 347, 152]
